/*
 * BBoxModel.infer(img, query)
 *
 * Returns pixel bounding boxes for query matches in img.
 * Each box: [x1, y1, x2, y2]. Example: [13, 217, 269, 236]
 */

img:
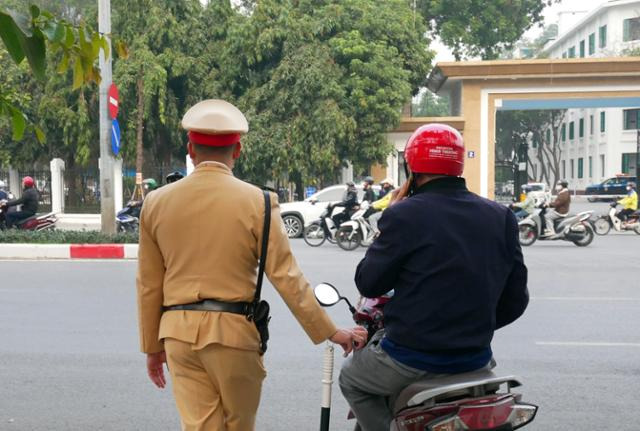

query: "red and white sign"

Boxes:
[108, 83, 119, 119]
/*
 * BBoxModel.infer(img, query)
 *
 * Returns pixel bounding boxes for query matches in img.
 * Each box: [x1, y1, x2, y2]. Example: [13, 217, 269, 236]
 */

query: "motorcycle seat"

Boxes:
[392, 369, 522, 415]
[16, 214, 39, 225]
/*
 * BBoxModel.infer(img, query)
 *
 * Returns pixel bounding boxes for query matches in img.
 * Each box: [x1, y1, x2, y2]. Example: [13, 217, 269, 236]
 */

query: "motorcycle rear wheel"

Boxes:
[593, 217, 611, 235]
[336, 226, 361, 251]
[572, 223, 594, 247]
[303, 224, 326, 247]
[518, 225, 537, 246]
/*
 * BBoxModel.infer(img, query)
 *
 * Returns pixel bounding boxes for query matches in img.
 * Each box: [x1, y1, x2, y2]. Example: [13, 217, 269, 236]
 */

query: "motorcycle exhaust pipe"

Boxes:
[565, 231, 586, 241]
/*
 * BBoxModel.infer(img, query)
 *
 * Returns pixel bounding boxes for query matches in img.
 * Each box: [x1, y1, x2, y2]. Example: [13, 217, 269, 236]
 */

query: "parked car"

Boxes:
[585, 175, 637, 202]
[280, 184, 379, 238]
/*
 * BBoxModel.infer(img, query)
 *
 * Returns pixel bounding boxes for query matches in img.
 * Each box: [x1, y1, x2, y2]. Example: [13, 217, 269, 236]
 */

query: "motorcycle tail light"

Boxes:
[427, 415, 467, 431]
[507, 403, 538, 429]
[427, 399, 537, 431]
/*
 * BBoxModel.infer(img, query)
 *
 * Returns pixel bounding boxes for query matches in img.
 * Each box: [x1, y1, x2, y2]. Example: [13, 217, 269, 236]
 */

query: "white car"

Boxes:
[522, 183, 551, 206]
[279, 184, 379, 238]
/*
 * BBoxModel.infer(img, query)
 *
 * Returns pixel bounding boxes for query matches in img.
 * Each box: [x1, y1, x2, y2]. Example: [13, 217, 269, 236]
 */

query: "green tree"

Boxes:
[221, 0, 433, 192]
[0, 2, 109, 144]
[418, 0, 558, 60]
[411, 91, 450, 117]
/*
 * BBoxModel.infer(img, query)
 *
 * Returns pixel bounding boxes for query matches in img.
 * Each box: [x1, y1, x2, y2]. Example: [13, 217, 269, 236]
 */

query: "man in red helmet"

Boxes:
[3, 176, 40, 228]
[339, 124, 529, 430]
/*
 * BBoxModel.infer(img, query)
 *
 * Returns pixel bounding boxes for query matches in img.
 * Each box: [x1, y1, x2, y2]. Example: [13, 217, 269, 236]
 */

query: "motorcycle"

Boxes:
[303, 204, 340, 247]
[518, 206, 594, 247]
[116, 200, 142, 233]
[0, 200, 57, 231]
[592, 203, 640, 235]
[336, 201, 377, 251]
[313, 283, 538, 431]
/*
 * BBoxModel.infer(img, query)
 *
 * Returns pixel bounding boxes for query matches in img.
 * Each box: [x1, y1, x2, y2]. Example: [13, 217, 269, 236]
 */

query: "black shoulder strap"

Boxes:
[254, 190, 271, 303]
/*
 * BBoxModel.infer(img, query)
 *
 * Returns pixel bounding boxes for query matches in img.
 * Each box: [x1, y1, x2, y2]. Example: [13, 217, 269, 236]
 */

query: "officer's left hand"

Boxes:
[330, 327, 368, 357]
[147, 351, 167, 389]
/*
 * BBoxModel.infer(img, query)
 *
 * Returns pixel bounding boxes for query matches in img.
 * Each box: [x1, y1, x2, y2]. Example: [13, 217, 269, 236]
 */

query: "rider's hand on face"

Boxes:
[390, 174, 413, 206]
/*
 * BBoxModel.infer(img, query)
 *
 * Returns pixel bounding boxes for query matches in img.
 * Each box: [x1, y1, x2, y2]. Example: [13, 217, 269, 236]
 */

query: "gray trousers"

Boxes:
[338, 331, 444, 431]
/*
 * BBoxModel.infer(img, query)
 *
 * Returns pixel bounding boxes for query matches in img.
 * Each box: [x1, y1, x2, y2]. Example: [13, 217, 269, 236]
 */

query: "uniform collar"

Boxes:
[194, 161, 233, 175]
[413, 176, 467, 195]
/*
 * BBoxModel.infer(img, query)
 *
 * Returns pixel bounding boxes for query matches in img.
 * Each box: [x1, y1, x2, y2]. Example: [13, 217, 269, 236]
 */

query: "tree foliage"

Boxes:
[411, 91, 450, 117]
[418, 0, 558, 60]
[0, 1, 109, 143]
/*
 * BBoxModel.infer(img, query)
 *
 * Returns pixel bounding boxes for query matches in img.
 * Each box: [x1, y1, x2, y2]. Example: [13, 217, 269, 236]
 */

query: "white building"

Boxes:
[529, 0, 640, 190]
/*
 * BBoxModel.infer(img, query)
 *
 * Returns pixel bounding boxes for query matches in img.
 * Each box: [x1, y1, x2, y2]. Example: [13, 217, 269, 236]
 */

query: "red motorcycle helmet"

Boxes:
[22, 176, 35, 188]
[404, 124, 464, 176]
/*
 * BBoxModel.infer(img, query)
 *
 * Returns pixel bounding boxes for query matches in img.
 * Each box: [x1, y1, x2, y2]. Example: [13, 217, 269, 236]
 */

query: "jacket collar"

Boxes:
[413, 176, 468, 195]
[194, 161, 233, 175]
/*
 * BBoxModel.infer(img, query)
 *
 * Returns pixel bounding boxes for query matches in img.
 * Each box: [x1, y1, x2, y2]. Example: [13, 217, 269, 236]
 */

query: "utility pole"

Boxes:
[98, 0, 116, 233]
[636, 129, 640, 181]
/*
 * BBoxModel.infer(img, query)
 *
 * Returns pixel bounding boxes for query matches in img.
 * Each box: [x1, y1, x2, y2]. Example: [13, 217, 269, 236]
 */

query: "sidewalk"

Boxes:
[0, 243, 138, 259]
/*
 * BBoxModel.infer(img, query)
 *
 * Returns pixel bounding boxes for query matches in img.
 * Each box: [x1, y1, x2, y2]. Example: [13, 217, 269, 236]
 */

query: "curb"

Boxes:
[0, 244, 138, 260]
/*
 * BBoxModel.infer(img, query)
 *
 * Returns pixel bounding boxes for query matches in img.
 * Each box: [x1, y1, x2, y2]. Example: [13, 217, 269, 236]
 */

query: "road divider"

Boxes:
[0, 244, 138, 260]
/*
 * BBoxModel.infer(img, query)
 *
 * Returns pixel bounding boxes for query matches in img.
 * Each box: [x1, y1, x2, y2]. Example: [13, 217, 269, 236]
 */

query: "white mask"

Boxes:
[555, 185, 563, 191]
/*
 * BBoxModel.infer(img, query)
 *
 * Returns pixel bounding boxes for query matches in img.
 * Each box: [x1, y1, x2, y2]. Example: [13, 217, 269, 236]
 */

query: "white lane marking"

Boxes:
[536, 342, 640, 347]
[532, 296, 640, 301]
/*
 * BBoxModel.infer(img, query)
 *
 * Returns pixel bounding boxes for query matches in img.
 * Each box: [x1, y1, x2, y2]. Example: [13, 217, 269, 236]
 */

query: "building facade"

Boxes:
[529, 0, 640, 190]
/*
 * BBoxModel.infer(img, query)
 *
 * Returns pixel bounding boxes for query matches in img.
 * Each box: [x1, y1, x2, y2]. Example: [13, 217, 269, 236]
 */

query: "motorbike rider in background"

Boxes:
[165, 171, 184, 185]
[330, 181, 358, 228]
[616, 182, 638, 223]
[543, 180, 570, 237]
[377, 178, 394, 199]
[338, 124, 529, 431]
[3, 176, 40, 228]
[0, 180, 8, 200]
[362, 176, 376, 203]
[510, 186, 536, 221]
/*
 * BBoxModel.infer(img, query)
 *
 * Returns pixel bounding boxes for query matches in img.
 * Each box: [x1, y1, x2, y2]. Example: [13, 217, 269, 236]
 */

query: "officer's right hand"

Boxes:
[146, 351, 167, 389]
[330, 327, 368, 357]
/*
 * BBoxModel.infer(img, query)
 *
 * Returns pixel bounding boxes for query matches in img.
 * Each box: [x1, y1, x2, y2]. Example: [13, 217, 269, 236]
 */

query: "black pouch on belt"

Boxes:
[249, 190, 272, 355]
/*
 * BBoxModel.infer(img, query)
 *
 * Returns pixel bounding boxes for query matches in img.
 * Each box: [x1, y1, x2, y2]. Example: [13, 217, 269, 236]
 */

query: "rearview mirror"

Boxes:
[314, 283, 341, 306]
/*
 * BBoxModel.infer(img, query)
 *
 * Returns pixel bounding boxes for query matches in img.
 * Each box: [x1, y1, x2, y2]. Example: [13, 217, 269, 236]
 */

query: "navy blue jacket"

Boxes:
[355, 177, 528, 355]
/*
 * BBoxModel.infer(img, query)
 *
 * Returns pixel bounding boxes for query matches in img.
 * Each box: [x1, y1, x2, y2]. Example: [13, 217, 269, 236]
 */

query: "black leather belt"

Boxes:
[163, 299, 252, 315]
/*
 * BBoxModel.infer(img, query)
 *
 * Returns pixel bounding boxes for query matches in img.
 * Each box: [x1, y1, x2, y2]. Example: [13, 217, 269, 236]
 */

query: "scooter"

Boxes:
[0, 200, 57, 231]
[116, 200, 142, 233]
[303, 204, 340, 247]
[336, 201, 377, 251]
[518, 206, 594, 247]
[593, 203, 640, 235]
[314, 283, 538, 431]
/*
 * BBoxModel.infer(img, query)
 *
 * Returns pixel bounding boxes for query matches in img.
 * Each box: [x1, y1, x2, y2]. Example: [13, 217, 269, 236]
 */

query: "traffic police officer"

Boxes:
[136, 99, 366, 431]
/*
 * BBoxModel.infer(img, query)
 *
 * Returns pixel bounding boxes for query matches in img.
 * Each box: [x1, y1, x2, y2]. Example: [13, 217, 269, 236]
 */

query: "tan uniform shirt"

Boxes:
[136, 162, 337, 354]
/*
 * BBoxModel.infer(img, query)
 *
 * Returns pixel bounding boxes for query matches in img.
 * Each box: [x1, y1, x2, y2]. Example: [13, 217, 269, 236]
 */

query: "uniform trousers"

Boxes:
[164, 338, 266, 431]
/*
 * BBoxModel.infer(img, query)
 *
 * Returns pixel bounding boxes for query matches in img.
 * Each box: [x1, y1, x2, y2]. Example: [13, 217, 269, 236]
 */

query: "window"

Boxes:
[600, 154, 605, 177]
[623, 109, 640, 130]
[569, 121, 575, 140]
[600, 111, 606, 132]
[562, 51, 567, 59]
[622, 153, 634, 174]
[590, 115, 594, 135]
[579, 40, 585, 57]
[314, 187, 345, 202]
[562, 160, 566, 178]
[623, 17, 640, 42]
[589, 156, 593, 178]
[568, 46, 576, 58]
[599, 25, 607, 48]
[579, 118, 584, 138]
[561, 123, 566, 141]
[578, 158, 584, 179]
[546, 128, 551, 144]
[588, 33, 596, 54]
[570, 159, 575, 178]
